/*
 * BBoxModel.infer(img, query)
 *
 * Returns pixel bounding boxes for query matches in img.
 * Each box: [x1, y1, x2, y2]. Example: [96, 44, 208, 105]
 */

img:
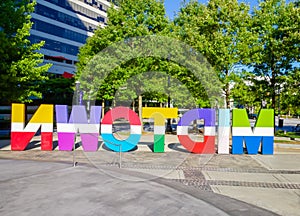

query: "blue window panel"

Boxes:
[43, 0, 106, 24]
[35, 4, 98, 32]
[29, 35, 79, 56]
[32, 19, 88, 43]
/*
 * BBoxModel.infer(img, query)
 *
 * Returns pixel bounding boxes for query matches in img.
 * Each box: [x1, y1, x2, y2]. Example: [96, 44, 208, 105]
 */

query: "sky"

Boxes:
[164, 0, 259, 19]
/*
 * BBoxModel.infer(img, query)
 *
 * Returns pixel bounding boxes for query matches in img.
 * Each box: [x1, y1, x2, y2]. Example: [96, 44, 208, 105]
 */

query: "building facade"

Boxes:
[30, 0, 114, 77]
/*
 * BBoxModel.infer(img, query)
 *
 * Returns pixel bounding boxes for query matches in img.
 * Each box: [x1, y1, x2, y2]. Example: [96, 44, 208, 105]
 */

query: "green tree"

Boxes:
[77, 0, 170, 111]
[78, 0, 170, 66]
[280, 68, 300, 116]
[250, 0, 300, 111]
[36, 77, 75, 105]
[0, 0, 50, 104]
[78, 0, 206, 118]
[174, 0, 255, 108]
[230, 73, 257, 109]
[78, 0, 222, 121]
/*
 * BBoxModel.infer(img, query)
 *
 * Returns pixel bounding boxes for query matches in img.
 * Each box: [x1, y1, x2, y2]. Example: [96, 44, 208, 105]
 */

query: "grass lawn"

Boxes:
[275, 130, 300, 139]
[274, 139, 300, 144]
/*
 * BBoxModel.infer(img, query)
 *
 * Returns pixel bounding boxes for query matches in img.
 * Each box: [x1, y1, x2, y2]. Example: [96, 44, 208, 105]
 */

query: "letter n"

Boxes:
[11, 103, 53, 151]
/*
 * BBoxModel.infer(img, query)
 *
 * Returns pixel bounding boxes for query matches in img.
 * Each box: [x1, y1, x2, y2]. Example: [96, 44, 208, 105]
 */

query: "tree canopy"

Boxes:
[0, 0, 50, 104]
[249, 0, 300, 110]
[77, 0, 216, 116]
[77, 0, 299, 115]
[175, 0, 259, 108]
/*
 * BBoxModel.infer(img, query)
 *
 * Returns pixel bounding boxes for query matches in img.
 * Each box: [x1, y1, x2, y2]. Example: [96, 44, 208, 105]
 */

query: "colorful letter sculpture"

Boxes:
[8, 103, 275, 155]
[101, 107, 142, 152]
[142, 108, 178, 152]
[177, 109, 216, 154]
[217, 109, 230, 154]
[232, 109, 274, 154]
[11, 103, 53, 151]
[55, 105, 102, 151]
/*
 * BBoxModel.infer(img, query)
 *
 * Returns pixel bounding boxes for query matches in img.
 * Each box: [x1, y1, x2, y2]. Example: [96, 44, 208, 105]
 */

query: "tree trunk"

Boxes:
[270, 64, 277, 129]
[138, 95, 142, 123]
[225, 83, 230, 109]
[132, 99, 135, 112]
[102, 100, 105, 118]
[271, 70, 276, 110]
[225, 69, 230, 109]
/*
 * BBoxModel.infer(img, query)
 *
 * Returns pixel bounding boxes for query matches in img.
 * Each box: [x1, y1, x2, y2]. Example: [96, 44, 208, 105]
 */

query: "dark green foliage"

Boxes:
[0, 0, 50, 104]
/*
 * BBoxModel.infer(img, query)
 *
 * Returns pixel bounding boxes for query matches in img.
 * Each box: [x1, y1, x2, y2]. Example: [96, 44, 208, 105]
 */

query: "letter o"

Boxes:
[101, 107, 141, 152]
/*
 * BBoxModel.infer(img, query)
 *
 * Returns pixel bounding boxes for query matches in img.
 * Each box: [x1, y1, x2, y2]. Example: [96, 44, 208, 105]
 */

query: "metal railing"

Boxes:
[72, 133, 123, 168]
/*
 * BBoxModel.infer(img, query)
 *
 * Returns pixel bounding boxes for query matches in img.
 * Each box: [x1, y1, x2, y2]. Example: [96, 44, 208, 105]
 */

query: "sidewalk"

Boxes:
[0, 134, 299, 215]
[0, 159, 279, 216]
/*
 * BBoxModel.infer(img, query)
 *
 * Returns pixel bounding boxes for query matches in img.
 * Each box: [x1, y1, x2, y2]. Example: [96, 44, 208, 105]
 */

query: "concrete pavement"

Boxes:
[0, 159, 279, 216]
[0, 134, 300, 215]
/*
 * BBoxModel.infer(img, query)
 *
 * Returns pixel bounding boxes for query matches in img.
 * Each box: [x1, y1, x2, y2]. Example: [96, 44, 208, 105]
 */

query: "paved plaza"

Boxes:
[0, 134, 300, 215]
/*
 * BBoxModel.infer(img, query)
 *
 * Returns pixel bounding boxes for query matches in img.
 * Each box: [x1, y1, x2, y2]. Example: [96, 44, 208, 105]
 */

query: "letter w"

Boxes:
[55, 105, 101, 151]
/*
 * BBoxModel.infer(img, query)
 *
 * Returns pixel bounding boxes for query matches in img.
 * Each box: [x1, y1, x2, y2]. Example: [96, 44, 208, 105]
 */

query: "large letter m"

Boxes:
[232, 109, 274, 155]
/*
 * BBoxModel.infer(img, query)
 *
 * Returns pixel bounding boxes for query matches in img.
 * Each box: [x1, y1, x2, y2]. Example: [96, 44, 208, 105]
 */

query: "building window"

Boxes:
[35, 4, 99, 32]
[43, 0, 107, 24]
[31, 19, 88, 43]
[30, 35, 79, 56]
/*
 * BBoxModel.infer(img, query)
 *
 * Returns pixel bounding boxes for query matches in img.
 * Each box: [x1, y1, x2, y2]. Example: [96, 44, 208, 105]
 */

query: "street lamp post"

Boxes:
[278, 92, 280, 120]
[75, 81, 80, 105]
[165, 54, 173, 133]
[276, 85, 283, 128]
[166, 76, 172, 133]
[87, 90, 92, 123]
[73, 80, 80, 167]
[87, 90, 92, 110]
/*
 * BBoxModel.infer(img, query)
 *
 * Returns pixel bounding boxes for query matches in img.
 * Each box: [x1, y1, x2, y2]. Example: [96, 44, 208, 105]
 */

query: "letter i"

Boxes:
[217, 109, 230, 154]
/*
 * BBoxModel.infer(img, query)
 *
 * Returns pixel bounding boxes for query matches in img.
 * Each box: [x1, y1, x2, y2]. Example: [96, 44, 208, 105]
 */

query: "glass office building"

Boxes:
[30, 0, 114, 77]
